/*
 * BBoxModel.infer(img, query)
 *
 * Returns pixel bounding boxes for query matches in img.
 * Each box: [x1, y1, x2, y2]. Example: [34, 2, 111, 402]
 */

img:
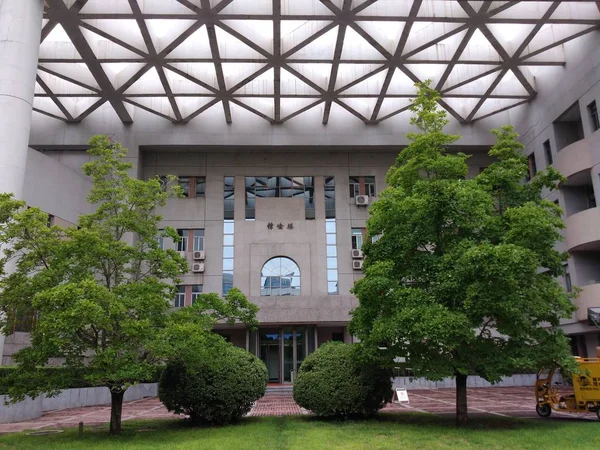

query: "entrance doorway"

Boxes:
[259, 327, 309, 383]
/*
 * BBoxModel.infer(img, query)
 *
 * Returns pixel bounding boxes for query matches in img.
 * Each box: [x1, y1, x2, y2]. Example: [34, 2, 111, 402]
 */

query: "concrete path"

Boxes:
[0, 386, 595, 433]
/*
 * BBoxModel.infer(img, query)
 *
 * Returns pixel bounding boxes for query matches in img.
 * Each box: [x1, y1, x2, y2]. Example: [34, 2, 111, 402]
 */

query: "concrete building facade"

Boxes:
[1, 0, 600, 381]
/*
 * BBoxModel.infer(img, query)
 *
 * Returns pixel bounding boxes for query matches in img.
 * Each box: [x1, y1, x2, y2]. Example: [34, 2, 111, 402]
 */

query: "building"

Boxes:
[0, 0, 599, 382]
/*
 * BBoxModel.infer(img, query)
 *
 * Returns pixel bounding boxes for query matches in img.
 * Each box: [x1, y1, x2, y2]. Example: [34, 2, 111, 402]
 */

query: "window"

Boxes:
[193, 229, 205, 252]
[261, 257, 300, 296]
[565, 265, 572, 293]
[195, 177, 206, 196]
[325, 177, 336, 219]
[589, 101, 599, 132]
[349, 177, 360, 198]
[244, 176, 314, 220]
[177, 229, 189, 252]
[174, 285, 185, 308]
[156, 229, 164, 249]
[587, 186, 597, 209]
[526, 153, 537, 181]
[47, 214, 54, 228]
[544, 140, 552, 165]
[224, 176, 235, 220]
[179, 176, 190, 197]
[191, 285, 203, 304]
[351, 228, 364, 250]
[364, 176, 375, 197]
[223, 175, 235, 296]
[349, 176, 376, 198]
[331, 333, 344, 342]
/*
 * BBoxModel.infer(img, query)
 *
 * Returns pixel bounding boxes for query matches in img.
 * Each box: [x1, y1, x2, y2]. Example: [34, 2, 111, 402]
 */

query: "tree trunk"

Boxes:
[109, 389, 125, 435]
[456, 373, 468, 427]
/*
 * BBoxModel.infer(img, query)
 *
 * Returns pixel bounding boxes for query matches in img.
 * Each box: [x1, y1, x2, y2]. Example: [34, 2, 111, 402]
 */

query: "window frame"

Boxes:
[193, 229, 205, 252]
[191, 285, 203, 304]
[177, 229, 189, 252]
[260, 257, 301, 297]
[588, 100, 599, 132]
[174, 286, 186, 308]
[351, 228, 364, 250]
[543, 140, 553, 166]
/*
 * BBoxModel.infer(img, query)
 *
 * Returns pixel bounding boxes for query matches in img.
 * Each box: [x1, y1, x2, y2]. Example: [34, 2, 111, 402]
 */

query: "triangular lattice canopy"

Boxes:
[38, 0, 600, 124]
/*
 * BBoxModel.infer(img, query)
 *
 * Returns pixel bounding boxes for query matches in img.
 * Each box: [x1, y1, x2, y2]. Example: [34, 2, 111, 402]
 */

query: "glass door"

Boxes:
[283, 328, 305, 383]
[260, 330, 280, 383]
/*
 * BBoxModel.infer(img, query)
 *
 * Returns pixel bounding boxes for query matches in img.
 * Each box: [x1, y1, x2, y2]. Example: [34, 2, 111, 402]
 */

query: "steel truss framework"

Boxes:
[36, 0, 600, 125]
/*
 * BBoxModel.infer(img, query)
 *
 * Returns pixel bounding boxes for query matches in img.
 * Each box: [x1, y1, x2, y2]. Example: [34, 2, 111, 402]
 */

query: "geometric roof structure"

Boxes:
[37, 0, 600, 125]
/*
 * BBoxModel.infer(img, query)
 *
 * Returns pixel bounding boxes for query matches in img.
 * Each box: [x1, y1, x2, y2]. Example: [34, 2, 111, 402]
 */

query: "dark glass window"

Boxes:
[244, 176, 314, 220]
[589, 101, 599, 132]
[349, 177, 360, 198]
[332, 333, 344, 342]
[544, 140, 552, 165]
[526, 153, 537, 181]
[224, 176, 235, 220]
[565, 265, 572, 293]
[325, 177, 336, 219]
[179, 176, 190, 197]
[195, 177, 206, 196]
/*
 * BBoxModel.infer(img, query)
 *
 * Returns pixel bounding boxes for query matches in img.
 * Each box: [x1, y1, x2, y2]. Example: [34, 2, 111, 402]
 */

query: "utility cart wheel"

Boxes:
[536, 403, 552, 418]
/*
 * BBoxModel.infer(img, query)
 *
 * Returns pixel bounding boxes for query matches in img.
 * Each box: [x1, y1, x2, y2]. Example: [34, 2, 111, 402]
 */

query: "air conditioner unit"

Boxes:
[193, 251, 205, 260]
[352, 260, 364, 270]
[178, 251, 187, 258]
[192, 262, 205, 273]
[351, 249, 364, 259]
[355, 195, 369, 206]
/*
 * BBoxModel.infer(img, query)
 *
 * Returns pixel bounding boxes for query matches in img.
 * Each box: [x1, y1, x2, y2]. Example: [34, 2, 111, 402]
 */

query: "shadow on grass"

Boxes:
[283, 410, 594, 432]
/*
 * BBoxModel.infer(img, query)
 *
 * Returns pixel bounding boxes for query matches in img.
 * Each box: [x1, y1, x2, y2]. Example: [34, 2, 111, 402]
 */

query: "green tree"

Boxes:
[350, 82, 576, 426]
[0, 136, 258, 435]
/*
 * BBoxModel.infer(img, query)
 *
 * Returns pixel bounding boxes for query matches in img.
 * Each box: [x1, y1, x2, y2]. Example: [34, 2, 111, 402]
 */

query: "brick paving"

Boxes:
[0, 386, 596, 434]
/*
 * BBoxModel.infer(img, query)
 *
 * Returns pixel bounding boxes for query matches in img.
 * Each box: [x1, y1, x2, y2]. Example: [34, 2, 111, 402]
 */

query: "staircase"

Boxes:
[265, 384, 293, 396]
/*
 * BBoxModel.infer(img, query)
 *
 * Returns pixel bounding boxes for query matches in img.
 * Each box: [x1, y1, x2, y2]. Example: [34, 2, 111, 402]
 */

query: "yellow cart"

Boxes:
[536, 357, 600, 419]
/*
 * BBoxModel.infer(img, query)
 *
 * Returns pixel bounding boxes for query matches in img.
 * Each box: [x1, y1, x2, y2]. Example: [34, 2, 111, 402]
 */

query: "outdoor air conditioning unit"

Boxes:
[352, 260, 364, 270]
[178, 251, 187, 258]
[193, 251, 205, 260]
[192, 262, 205, 273]
[355, 195, 369, 206]
[351, 249, 364, 259]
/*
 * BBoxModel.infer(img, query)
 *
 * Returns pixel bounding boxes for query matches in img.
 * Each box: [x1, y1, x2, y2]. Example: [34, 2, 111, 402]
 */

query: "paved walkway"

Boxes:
[0, 386, 595, 433]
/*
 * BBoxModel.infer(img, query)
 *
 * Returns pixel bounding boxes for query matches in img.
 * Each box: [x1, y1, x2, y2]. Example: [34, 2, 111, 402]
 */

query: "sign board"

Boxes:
[394, 388, 409, 404]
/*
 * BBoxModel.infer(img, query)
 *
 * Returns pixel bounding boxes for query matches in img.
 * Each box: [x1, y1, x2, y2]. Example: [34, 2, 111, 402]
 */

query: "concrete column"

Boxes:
[0, 0, 43, 198]
[0, 0, 43, 364]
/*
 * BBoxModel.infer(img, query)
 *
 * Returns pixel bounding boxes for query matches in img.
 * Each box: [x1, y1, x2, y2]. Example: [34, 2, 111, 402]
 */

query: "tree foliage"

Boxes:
[0, 136, 258, 434]
[159, 333, 267, 426]
[293, 342, 392, 419]
[350, 81, 576, 425]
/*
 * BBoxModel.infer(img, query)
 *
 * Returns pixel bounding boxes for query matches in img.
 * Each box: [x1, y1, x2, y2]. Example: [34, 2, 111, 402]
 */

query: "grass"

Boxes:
[0, 413, 599, 450]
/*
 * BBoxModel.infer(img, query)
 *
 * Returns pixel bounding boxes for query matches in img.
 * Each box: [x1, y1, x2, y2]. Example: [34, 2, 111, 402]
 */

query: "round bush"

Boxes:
[159, 340, 267, 425]
[293, 342, 392, 418]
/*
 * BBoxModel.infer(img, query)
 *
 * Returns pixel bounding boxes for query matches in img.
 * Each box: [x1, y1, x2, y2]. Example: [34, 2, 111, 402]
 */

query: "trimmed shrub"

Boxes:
[293, 342, 392, 418]
[159, 339, 267, 425]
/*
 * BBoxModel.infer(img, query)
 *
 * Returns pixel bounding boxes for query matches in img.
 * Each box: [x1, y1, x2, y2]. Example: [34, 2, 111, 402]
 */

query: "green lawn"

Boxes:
[0, 413, 598, 450]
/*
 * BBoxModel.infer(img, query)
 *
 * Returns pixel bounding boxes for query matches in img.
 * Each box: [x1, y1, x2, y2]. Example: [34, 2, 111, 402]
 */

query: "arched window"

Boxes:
[261, 257, 300, 296]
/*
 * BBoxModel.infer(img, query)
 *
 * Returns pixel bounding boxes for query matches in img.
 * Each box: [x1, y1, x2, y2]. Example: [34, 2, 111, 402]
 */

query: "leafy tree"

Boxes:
[350, 82, 576, 426]
[0, 136, 258, 434]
